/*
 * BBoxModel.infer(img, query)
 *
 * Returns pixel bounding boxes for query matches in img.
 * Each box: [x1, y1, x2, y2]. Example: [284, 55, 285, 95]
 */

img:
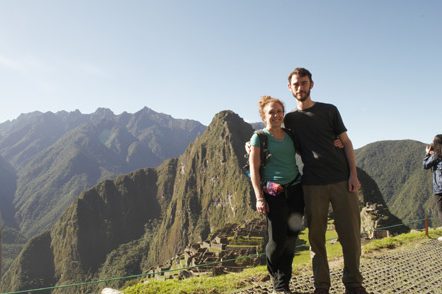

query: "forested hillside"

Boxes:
[356, 140, 438, 227]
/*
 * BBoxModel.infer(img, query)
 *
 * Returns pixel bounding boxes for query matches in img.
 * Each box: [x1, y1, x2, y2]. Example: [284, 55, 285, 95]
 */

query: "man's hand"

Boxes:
[334, 138, 344, 149]
[348, 173, 361, 192]
[245, 141, 251, 155]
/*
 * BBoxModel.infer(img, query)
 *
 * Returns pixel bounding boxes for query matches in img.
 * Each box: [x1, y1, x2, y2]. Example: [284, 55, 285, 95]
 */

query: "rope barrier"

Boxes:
[2, 218, 441, 294]
[1, 252, 268, 294]
[373, 218, 427, 231]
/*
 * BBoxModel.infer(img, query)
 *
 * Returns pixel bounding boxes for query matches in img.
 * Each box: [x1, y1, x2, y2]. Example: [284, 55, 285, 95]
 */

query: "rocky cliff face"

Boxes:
[0, 155, 16, 228]
[146, 111, 257, 266]
[0, 231, 55, 292]
[51, 167, 166, 289]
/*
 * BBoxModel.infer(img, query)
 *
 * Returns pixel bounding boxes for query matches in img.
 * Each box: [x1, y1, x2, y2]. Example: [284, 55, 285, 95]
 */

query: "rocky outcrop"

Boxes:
[358, 168, 409, 236]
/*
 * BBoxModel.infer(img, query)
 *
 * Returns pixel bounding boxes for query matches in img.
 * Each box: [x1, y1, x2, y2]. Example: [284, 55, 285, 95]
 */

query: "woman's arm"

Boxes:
[249, 146, 269, 214]
[423, 154, 437, 169]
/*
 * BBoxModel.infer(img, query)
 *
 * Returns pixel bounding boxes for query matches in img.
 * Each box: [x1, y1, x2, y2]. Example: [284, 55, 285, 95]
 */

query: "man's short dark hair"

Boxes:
[288, 67, 313, 83]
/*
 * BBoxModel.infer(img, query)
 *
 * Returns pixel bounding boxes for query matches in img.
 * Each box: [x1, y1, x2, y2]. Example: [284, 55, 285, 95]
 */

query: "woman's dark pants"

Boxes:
[265, 183, 304, 291]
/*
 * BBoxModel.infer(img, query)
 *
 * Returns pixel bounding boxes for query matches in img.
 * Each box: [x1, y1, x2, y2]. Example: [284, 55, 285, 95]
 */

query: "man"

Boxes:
[283, 68, 366, 294]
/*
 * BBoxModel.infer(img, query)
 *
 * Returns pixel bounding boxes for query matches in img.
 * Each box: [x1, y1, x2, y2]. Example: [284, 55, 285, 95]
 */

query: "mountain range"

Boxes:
[1, 110, 420, 293]
[0, 107, 205, 277]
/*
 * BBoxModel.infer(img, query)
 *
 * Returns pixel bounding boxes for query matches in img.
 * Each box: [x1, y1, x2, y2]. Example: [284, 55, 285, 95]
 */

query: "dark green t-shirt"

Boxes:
[284, 102, 349, 185]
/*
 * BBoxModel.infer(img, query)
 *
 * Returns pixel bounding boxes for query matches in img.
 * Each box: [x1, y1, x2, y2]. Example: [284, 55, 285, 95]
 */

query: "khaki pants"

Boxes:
[303, 181, 363, 289]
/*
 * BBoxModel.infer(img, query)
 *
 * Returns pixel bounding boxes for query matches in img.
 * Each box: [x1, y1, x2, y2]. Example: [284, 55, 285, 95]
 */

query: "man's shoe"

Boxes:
[313, 288, 329, 294]
[345, 286, 369, 294]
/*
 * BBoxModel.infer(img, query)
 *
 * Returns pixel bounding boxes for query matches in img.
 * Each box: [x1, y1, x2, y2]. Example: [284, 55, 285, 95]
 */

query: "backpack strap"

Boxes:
[242, 130, 269, 179]
[255, 130, 269, 167]
[252, 130, 270, 183]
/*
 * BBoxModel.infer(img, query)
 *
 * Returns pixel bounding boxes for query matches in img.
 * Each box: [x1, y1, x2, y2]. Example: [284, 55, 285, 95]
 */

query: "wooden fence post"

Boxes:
[424, 214, 429, 238]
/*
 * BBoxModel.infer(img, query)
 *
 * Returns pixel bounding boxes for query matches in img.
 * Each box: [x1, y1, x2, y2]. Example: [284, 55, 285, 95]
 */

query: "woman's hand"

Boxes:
[256, 198, 269, 215]
[426, 144, 434, 155]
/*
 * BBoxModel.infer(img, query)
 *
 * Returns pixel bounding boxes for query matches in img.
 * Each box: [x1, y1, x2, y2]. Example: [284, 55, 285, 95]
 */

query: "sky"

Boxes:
[0, 0, 440, 149]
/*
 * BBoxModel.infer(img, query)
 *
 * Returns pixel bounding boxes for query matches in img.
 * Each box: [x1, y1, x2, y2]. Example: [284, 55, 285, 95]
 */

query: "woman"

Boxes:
[423, 134, 442, 241]
[249, 96, 304, 294]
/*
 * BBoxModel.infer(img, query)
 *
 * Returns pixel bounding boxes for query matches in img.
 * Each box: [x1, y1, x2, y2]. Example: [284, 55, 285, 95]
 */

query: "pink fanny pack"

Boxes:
[263, 181, 284, 196]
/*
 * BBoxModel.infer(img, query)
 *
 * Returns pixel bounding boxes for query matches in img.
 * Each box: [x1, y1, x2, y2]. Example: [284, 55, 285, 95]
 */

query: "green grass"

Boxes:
[363, 228, 442, 253]
[123, 228, 442, 294]
[122, 267, 265, 294]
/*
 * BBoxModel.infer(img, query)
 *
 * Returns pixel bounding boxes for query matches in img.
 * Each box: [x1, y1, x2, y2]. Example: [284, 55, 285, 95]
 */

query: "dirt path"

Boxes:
[234, 239, 442, 294]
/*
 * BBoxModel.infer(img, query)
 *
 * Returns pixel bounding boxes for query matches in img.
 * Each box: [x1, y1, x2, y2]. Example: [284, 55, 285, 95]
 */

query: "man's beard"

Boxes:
[293, 89, 310, 102]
